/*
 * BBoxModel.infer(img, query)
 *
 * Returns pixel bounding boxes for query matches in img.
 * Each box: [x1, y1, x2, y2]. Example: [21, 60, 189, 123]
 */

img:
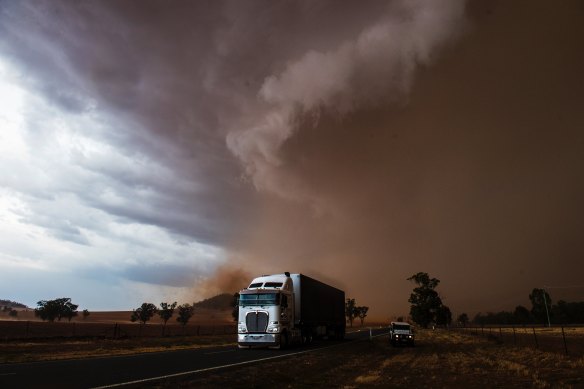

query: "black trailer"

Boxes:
[291, 273, 345, 340]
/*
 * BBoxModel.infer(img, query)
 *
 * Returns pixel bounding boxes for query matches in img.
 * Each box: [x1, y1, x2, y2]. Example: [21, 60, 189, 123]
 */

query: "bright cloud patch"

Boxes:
[0, 57, 223, 308]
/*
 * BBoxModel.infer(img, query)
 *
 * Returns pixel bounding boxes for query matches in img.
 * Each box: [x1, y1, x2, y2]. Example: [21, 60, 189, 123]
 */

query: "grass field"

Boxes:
[0, 334, 236, 364]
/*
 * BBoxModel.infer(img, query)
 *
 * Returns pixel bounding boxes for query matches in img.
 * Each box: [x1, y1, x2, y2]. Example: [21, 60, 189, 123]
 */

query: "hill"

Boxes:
[193, 293, 235, 310]
[0, 299, 28, 309]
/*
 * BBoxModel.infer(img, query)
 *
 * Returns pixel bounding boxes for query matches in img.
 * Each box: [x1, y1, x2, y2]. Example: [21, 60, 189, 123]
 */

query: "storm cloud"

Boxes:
[1, 0, 583, 315]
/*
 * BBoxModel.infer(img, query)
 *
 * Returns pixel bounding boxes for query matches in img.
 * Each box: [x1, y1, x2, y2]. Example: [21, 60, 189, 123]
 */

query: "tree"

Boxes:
[158, 302, 177, 335]
[513, 305, 531, 324]
[552, 300, 584, 324]
[35, 298, 78, 322]
[436, 305, 452, 326]
[82, 309, 90, 320]
[355, 306, 369, 326]
[158, 302, 177, 325]
[130, 303, 157, 324]
[407, 272, 448, 328]
[457, 313, 469, 327]
[345, 298, 357, 327]
[176, 303, 195, 326]
[529, 288, 552, 324]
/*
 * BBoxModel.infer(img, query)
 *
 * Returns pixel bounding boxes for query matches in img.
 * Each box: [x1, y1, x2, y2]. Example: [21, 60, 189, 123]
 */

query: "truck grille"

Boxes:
[246, 311, 268, 333]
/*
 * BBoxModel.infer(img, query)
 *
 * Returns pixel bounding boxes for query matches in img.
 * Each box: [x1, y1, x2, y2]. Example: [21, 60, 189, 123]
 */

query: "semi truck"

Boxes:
[237, 272, 345, 348]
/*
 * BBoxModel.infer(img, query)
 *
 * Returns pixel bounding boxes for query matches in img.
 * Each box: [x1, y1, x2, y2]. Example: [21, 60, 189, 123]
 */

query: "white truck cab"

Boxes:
[237, 273, 296, 348]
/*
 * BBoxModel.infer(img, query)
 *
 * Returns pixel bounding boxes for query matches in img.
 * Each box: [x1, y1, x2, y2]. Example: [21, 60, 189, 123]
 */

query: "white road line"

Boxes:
[90, 333, 389, 389]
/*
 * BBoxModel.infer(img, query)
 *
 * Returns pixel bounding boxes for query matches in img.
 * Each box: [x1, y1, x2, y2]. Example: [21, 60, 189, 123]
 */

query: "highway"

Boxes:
[0, 328, 388, 388]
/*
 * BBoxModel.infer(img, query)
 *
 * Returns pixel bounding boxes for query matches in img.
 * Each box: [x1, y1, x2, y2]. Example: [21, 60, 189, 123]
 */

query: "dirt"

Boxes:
[151, 329, 584, 388]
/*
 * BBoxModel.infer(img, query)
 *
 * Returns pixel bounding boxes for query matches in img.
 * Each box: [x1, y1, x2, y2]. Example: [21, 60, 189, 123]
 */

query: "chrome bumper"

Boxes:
[238, 333, 280, 347]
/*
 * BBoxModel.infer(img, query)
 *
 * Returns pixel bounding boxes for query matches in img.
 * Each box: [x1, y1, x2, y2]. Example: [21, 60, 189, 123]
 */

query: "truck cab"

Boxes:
[237, 274, 297, 348]
[389, 321, 415, 346]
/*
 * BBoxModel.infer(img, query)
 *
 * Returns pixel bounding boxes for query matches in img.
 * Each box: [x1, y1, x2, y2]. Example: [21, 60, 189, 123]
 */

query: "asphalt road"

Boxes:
[0, 328, 389, 388]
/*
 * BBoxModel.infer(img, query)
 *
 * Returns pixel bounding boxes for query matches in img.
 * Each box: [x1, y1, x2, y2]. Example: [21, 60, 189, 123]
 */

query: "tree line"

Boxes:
[470, 288, 584, 326]
[32, 298, 197, 328]
[34, 298, 89, 322]
[345, 298, 369, 327]
[129, 302, 196, 329]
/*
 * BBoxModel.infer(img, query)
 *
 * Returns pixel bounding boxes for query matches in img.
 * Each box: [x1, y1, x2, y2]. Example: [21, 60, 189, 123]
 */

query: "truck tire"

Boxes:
[282, 331, 290, 348]
[280, 331, 289, 349]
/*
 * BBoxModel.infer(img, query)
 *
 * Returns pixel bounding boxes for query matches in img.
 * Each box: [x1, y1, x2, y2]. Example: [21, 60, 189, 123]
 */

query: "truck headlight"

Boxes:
[238, 325, 247, 333]
[267, 326, 280, 333]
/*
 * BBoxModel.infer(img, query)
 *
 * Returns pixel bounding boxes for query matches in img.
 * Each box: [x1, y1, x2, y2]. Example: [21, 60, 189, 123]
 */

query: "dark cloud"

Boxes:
[1, 0, 583, 315]
[119, 262, 202, 288]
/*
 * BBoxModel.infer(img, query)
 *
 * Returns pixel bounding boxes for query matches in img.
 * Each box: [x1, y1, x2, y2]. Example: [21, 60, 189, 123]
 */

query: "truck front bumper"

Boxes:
[238, 333, 280, 347]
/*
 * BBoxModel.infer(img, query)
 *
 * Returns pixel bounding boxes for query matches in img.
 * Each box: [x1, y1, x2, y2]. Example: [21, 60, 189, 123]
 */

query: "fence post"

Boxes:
[499, 327, 502, 338]
[561, 326, 568, 355]
[532, 327, 538, 349]
[481, 325, 484, 336]
[512, 326, 516, 345]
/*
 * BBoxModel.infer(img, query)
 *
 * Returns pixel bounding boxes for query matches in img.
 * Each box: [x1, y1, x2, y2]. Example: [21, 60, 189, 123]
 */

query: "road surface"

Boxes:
[0, 328, 388, 388]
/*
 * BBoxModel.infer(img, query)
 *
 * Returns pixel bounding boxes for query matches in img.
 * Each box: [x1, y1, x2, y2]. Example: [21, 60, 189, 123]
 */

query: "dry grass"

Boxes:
[0, 334, 235, 364]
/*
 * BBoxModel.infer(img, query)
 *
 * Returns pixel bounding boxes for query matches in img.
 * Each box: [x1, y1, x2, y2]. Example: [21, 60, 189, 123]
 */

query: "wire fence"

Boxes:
[451, 325, 584, 356]
[0, 321, 237, 340]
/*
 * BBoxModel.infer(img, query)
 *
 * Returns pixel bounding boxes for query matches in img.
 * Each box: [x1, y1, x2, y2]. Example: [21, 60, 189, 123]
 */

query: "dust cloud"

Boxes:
[221, 1, 584, 319]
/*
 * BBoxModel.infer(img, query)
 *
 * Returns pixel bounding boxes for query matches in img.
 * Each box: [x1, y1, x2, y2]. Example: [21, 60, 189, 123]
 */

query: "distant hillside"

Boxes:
[0, 299, 28, 309]
[193, 293, 235, 310]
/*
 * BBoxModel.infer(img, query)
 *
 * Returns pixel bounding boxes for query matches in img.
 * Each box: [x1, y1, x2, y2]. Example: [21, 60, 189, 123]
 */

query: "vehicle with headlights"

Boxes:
[237, 272, 345, 349]
[390, 321, 415, 346]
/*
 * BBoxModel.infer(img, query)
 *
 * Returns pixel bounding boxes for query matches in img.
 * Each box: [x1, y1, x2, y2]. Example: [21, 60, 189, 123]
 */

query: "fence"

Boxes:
[0, 321, 237, 340]
[452, 325, 584, 356]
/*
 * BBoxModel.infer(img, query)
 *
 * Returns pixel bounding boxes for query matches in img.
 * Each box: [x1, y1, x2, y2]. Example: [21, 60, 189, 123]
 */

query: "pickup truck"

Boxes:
[389, 321, 415, 346]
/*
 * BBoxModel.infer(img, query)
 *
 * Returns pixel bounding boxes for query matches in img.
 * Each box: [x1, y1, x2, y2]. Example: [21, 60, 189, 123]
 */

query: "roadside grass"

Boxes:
[365, 330, 584, 388]
[0, 334, 236, 364]
[155, 329, 584, 388]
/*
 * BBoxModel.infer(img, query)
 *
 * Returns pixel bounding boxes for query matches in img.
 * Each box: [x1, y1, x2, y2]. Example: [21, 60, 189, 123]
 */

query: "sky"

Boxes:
[1, 0, 583, 317]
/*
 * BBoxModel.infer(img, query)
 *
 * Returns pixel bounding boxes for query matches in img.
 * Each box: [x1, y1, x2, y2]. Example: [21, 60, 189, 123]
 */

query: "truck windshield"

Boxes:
[239, 293, 280, 306]
[393, 324, 411, 331]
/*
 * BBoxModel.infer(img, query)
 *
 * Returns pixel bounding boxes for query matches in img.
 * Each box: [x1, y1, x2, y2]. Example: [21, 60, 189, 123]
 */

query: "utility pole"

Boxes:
[542, 288, 551, 328]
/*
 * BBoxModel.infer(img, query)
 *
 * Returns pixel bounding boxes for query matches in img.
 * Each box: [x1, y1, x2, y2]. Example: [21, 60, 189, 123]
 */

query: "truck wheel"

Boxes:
[281, 331, 289, 349]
